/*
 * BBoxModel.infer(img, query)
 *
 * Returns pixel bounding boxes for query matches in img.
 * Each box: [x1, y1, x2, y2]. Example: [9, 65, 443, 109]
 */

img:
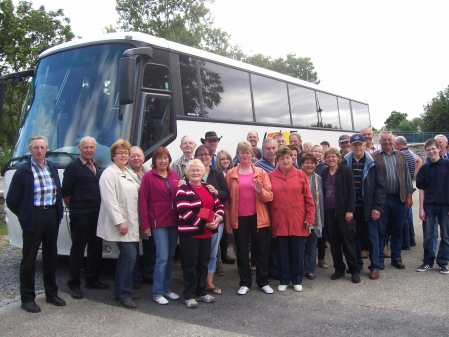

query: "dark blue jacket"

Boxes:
[416, 157, 449, 206]
[345, 151, 386, 221]
[6, 159, 64, 232]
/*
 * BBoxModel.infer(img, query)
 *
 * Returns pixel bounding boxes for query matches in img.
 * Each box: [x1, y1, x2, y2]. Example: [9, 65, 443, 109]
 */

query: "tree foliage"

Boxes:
[421, 85, 449, 132]
[384, 111, 408, 130]
[0, 0, 74, 166]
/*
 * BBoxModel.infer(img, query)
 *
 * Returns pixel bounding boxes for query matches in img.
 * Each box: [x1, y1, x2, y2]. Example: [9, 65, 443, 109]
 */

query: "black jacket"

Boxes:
[321, 164, 355, 216]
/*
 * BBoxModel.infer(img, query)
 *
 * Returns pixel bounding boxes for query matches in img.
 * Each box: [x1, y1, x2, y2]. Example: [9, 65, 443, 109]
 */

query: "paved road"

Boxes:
[1, 187, 448, 336]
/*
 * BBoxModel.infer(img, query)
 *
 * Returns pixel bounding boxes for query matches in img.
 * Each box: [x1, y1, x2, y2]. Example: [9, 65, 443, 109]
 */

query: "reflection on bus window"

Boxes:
[289, 84, 318, 127]
[251, 74, 290, 124]
[338, 97, 353, 130]
[199, 61, 253, 121]
[143, 64, 171, 90]
[352, 101, 370, 131]
[140, 94, 171, 153]
[179, 54, 200, 117]
[315, 92, 340, 129]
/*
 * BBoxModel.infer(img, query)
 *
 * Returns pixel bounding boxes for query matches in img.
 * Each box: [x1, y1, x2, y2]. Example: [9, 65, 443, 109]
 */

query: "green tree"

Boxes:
[384, 111, 408, 130]
[0, 0, 74, 167]
[421, 86, 449, 132]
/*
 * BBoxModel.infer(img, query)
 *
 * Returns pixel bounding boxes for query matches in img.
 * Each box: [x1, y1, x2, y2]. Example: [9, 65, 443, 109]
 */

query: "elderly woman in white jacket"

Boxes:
[97, 139, 140, 309]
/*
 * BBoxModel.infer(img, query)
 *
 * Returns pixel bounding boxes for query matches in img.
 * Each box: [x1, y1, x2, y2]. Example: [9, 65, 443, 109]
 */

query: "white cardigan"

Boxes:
[97, 163, 140, 242]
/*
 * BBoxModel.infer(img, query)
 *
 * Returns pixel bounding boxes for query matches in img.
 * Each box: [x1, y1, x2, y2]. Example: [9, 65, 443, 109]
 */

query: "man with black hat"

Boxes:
[345, 134, 386, 279]
[201, 131, 222, 169]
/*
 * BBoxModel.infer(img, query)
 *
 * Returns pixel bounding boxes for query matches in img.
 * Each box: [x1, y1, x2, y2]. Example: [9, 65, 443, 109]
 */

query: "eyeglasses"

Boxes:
[189, 169, 203, 173]
[196, 153, 210, 157]
[115, 151, 129, 156]
[31, 146, 47, 150]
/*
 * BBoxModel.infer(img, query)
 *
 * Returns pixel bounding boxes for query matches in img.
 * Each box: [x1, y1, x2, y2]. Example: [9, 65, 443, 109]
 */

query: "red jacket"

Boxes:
[139, 167, 179, 229]
[268, 167, 315, 238]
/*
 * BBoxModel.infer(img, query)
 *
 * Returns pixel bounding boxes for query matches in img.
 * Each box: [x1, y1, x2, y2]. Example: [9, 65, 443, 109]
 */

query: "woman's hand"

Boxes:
[118, 222, 128, 236]
[178, 179, 186, 186]
[253, 179, 263, 195]
[345, 212, 353, 223]
[206, 184, 219, 196]
[304, 221, 313, 229]
[144, 228, 152, 236]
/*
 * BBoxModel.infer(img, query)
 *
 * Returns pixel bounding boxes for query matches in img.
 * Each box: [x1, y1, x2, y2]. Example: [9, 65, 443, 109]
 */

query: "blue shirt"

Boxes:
[254, 156, 276, 173]
[31, 157, 57, 206]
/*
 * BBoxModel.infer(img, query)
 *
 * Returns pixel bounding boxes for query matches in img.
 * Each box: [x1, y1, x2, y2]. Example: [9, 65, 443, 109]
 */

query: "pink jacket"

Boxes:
[268, 167, 315, 238]
[225, 165, 273, 230]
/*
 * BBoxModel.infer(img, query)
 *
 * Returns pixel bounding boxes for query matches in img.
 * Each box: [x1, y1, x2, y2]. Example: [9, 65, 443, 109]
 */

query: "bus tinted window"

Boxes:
[289, 84, 318, 127]
[179, 54, 201, 117]
[199, 61, 253, 121]
[143, 64, 171, 90]
[338, 97, 353, 130]
[352, 101, 370, 131]
[316, 92, 340, 129]
[251, 74, 290, 124]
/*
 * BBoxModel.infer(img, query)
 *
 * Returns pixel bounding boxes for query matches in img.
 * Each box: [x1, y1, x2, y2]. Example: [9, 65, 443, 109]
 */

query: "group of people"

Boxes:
[7, 128, 449, 313]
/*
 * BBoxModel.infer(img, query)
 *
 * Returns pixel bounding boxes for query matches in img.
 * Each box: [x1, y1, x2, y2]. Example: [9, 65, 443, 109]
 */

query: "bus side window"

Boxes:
[140, 94, 171, 153]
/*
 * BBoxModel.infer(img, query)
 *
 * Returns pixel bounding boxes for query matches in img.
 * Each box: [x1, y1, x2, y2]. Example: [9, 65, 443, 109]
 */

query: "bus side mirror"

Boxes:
[0, 79, 7, 119]
[119, 56, 136, 105]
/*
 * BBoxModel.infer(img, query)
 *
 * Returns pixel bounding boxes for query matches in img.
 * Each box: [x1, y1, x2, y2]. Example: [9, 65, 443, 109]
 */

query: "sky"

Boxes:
[15, 0, 449, 129]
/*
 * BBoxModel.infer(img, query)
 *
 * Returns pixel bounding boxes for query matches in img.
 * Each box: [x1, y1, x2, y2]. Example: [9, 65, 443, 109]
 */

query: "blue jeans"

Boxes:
[354, 207, 380, 270]
[422, 205, 449, 266]
[208, 223, 224, 273]
[115, 242, 138, 302]
[433, 216, 439, 254]
[152, 226, 178, 298]
[304, 229, 318, 274]
[379, 194, 406, 260]
[402, 208, 415, 247]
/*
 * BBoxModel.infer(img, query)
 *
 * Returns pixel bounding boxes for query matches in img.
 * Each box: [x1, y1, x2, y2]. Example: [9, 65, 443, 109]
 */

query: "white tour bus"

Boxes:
[0, 32, 370, 258]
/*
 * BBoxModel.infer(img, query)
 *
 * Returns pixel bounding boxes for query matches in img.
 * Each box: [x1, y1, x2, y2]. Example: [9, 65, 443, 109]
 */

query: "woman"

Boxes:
[268, 147, 315, 292]
[300, 152, 324, 280]
[216, 149, 234, 176]
[321, 147, 360, 283]
[225, 141, 273, 295]
[194, 145, 230, 295]
[176, 159, 224, 309]
[139, 147, 179, 305]
[97, 139, 140, 309]
[288, 144, 300, 169]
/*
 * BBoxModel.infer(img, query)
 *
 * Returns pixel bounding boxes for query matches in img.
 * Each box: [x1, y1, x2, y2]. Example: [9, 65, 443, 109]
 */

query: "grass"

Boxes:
[0, 219, 8, 236]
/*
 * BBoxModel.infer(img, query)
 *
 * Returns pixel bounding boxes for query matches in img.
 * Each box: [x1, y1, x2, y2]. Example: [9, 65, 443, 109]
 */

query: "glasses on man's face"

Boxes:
[197, 153, 210, 158]
[115, 151, 129, 156]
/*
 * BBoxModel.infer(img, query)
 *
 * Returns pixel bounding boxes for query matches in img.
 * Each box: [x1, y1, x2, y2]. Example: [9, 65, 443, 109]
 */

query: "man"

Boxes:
[254, 138, 278, 173]
[290, 132, 305, 167]
[338, 134, 351, 156]
[394, 136, 423, 249]
[273, 132, 286, 147]
[201, 131, 222, 168]
[434, 134, 449, 159]
[6, 136, 65, 313]
[372, 131, 414, 270]
[127, 146, 157, 288]
[416, 138, 449, 274]
[62, 137, 108, 299]
[234, 131, 262, 166]
[320, 141, 330, 150]
[346, 134, 386, 279]
[361, 126, 381, 153]
[171, 135, 196, 178]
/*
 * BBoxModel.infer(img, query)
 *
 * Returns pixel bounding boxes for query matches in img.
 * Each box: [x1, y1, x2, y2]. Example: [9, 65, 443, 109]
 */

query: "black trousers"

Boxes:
[179, 236, 211, 300]
[277, 236, 306, 285]
[317, 226, 328, 260]
[233, 215, 270, 288]
[21, 207, 59, 303]
[68, 211, 102, 289]
[324, 209, 358, 273]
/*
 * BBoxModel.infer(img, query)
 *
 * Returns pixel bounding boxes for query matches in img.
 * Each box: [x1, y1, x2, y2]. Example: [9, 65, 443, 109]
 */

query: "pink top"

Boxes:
[238, 172, 256, 216]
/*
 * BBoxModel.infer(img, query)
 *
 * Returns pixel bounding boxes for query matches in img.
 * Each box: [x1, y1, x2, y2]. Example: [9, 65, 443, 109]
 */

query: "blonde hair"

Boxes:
[110, 139, 131, 161]
[216, 149, 234, 172]
[185, 159, 206, 175]
[323, 147, 342, 164]
[236, 141, 254, 155]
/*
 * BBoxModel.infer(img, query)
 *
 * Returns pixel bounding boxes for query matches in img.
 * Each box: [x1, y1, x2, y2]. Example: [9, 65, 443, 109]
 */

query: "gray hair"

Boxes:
[379, 130, 393, 139]
[262, 137, 277, 148]
[130, 146, 144, 156]
[185, 159, 206, 175]
[28, 136, 48, 149]
[180, 135, 195, 145]
[79, 136, 97, 146]
[434, 134, 448, 143]
[360, 126, 373, 133]
[394, 136, 407, 146]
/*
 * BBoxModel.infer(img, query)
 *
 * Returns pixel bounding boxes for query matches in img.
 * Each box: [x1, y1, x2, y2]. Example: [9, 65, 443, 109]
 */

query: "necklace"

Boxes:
[239, 165, 252, 173]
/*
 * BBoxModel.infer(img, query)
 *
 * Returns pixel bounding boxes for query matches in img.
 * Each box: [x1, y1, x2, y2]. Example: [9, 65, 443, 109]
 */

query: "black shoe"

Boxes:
[402, 246, 411, 250]
[410, 242, 416, 247]
[141, 277, 154, 285]
[223, 255, 236, 264]
[351, 272, 361, 283]
[132, 279, 142, 289]
[305, 273, 316, 280]
[391, 259, 405, 269]
[86, 280, 109, 289]
[331, 269, 345, 280]
[46, 296, 66, 306]
[69, 288, 83, 299]
[21, 302, 41, 313]
[379, 260, 385, 270]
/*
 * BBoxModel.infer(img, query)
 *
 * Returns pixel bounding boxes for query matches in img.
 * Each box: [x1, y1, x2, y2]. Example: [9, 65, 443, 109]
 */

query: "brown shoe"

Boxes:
[383, 250, 391, 258]
[121, 299, 137, 309]
[318, 260, 328, 269]
[361, 250, 369, 259]
[369, 270, 380, 280]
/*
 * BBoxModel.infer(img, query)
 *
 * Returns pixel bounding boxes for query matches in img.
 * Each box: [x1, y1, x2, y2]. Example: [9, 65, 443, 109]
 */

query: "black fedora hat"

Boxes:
[201, 131, 222, 144]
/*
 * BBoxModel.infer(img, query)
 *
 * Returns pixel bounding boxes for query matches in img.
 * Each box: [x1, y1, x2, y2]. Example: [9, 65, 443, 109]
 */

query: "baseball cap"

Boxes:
[338, 134, 350, 143]
[350, 133, 364, 145]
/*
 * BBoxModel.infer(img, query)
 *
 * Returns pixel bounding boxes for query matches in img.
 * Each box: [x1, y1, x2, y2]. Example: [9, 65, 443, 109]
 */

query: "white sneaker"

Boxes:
[293, 284, 302, 292]
[261, 285, 274, 294]
[153, 296, 169, 305]
[277, 285, 287, 292]
[237, 286, 250, 295]
[164, 292, 180, 300]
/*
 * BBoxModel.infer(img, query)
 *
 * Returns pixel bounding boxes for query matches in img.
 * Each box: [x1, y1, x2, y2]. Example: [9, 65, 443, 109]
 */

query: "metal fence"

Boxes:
[391, 131, 449, 144]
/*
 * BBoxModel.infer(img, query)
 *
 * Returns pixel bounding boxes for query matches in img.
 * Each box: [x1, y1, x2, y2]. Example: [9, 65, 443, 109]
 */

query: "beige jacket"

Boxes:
[97, 163, 140, 242]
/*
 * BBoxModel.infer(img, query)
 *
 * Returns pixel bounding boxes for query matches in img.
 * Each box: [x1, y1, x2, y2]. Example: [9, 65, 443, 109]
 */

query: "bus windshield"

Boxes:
[11, 43, 136, 169]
